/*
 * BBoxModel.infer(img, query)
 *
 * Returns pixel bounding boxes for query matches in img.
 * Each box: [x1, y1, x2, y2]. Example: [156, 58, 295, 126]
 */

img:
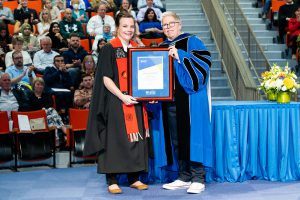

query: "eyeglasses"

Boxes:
[162, 21, 180, 29]
[85, 61, 93, 64]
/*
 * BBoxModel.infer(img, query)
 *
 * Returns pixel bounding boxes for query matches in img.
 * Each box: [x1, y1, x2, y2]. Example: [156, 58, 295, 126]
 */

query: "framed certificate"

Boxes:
[128, 47, 174, 101]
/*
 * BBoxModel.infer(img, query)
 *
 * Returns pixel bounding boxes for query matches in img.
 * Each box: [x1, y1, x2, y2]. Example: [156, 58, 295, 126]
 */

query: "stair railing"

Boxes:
[221, 0, 272, 76]
[201, 0, 260, 100]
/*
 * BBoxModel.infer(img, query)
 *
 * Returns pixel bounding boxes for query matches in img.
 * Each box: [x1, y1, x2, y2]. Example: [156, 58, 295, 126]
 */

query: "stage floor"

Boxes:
[0, 166, 300, 200]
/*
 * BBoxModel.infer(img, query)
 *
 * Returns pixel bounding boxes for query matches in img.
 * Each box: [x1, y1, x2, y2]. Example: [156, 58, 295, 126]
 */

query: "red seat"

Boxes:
[80, 38, 90, 53]
[141, 37, 164, 47]
[11, 110, 56, 169]
[66, 109, 95, 167]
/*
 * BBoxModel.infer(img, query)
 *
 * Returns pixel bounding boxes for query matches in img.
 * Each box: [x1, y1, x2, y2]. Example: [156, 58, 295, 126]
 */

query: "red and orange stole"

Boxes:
[110, 38, 149, 142]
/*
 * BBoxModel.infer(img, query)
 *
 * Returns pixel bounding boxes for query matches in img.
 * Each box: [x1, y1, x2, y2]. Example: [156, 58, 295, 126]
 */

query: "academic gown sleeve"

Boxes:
[83, 44, 115, 156]
[175, 36, 211, 94]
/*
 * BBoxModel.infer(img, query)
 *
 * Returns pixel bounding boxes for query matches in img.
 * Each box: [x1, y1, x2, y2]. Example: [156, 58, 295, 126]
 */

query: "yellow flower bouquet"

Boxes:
[259, 64, 300, 102]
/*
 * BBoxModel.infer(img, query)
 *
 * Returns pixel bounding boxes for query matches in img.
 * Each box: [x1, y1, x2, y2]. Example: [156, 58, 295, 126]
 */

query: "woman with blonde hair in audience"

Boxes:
[37, 9, 52, 39]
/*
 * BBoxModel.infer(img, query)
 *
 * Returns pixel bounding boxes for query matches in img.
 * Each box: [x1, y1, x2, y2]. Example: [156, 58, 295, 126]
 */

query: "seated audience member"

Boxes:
[13, 0, 39, 24]
[103, 0, 117, 12]
[0, 73, 30, 117]
[14, 12, 37, 35]
[20, 23, 40, 52]
[0, 0, 15, 25]
[5, 36, 32, 68]
[137, 0, 162, 22]
[137, 0, 165, 12]
[47, 22, 69, 53]
[62, 33, 88, 88]
[59, 8, 84, 39]
[0, 48, 5, 71]
[74, 73, 93, 109]
[56, 0, 66, 11]
[278, 0, 298, 43]
[116, 0, 137, 19]
[0, 23, 12, 53]
[33, 37, 59, 74]
[87, 2, 116, 37]
[5, 51, 36, 85]
[287, 5, 300, 59]
[81, 55, 95, 77]
[92, 23, 113, 50]
[44, 55, 73, 113]
[67, 0, 91, 10]
[91, 38, 106, 63]
[139, 8, 163, 39]
[44, 0, 61, 22]
[29, 77, 64, 129]
[37, 9, 52, 39]
[71, 0, 89, 23]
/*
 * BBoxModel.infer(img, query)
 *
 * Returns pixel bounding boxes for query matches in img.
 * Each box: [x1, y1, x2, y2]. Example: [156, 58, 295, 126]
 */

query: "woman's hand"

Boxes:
[120, 94, 138, 105]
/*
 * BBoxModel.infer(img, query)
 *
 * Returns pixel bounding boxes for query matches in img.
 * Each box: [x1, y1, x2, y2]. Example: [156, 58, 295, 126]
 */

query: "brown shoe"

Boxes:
[108, 184, 122, 194]
[130, 183, 148, 190]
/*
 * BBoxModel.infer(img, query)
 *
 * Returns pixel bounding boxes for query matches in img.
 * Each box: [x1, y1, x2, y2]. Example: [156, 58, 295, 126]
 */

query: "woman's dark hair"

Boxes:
[143, 8, 158, 22]
[48, 22, 60, 36]
[97, 38, 107, 52]
[115, 11, 135, 27]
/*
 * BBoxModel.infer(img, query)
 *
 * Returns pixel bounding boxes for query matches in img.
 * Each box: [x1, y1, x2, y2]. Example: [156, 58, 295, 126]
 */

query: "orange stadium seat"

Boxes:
[141, 37, 164, 47]
[80, 38, 90, 53]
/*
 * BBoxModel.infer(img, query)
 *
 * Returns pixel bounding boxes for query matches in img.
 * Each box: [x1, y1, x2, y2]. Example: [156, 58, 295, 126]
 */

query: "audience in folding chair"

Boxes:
[46, 22, 69, 53]
[59, 8, 85, 39]
[13, 0, 39, 24]
[5, 51, 36, 85]
[87, 2, 116, 38]
[19, 23, 40, 53]
[0, 0, 15, 25]
[37, 9, 52, 40]
[14, 12, 37, 36]
[62, 33, 88, 88]
[44, 55, 73, 116]
[81, 55, 95, 77]
[74, 73, 93, 109]
[71, 0, 89, 23]
[33, 36, 59, 74]
[44, 0, 61, 23]
[137, 0, 162, 22]
[5, 36, 32, 68]
[278, 0, 299, 43]
[0, 73, 31, 118]
[0, 22, 12, 53]
[139, 8, 163, 39]
[91, 38, 107, 64]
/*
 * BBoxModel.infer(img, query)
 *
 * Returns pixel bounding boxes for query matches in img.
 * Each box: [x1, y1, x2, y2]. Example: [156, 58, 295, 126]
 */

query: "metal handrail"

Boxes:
[222, 0, 272, 73]
[201, 0, 260, 100]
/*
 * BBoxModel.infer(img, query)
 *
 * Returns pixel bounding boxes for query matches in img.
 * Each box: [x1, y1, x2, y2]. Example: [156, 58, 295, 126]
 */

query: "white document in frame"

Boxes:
[138, 56, 164, 90]
[17, 115, 31, 131]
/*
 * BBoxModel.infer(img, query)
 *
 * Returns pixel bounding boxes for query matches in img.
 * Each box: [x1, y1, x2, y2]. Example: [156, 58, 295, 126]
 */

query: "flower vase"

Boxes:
[266, 91, 277, 101]
[276, 92, 291, 103]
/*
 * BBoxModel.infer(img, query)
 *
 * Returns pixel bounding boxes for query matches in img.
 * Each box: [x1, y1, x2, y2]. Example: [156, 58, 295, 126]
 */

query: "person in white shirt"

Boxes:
[33, 37, 59, 73]
[137, 0, 164, 11]
[44, 0, 61, 22]
[5, 36, 32, 68]
[137, 0, 162, 22]
[86, 2, 116, 37]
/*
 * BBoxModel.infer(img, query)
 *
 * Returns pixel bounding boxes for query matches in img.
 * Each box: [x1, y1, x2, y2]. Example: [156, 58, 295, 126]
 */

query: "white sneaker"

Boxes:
[162, 180, 191, 190]
[187, 182, 205, 194]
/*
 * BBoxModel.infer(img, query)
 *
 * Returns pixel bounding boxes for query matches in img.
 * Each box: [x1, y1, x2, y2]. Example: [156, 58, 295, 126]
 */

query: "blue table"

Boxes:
[207, 101, 300, 182]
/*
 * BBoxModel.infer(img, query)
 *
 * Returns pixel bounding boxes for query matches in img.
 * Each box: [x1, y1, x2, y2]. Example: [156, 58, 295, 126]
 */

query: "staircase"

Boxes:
[238, 0, 297, 75]
[165, 0, 235, 101]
